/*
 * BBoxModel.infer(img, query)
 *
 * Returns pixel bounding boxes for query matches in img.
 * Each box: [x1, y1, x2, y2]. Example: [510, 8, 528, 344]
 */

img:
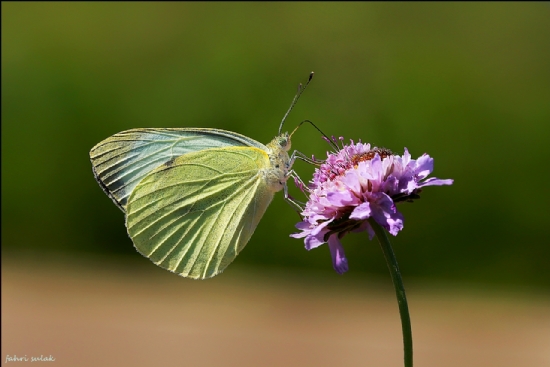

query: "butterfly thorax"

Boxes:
[264, 133, 291, 192]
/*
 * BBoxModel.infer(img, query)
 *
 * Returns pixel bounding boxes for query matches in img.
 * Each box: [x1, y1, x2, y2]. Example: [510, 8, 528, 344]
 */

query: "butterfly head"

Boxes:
[271, 132, 291, 153]
[273, 133, 290, 152]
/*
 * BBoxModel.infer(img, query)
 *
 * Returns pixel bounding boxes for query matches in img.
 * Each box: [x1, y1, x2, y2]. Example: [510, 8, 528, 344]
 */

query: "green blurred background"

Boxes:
[3, 2, 550, 289]
[3, 4, 550, 366]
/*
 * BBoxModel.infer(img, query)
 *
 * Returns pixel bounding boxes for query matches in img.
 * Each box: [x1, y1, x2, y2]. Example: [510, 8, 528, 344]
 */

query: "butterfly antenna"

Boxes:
[291, 119, 339, 152]
[278, 72, 314, 135]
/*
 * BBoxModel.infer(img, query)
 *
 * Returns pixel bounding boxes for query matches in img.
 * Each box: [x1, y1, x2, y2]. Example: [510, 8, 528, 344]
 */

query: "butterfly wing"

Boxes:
[89, 128, 266, 211]
[125, 146, 275, 279]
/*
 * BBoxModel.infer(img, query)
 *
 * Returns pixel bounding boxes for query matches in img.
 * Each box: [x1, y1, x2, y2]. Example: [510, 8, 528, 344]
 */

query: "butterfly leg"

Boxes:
[284, 150, 323, 217]
[283, 183, 305, 218]
[289, 150, 323, 167]
[286, 169, 308, 194]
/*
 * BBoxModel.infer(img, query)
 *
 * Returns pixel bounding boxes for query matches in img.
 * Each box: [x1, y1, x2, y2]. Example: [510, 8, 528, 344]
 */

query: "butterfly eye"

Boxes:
[277, 133, 291, 151]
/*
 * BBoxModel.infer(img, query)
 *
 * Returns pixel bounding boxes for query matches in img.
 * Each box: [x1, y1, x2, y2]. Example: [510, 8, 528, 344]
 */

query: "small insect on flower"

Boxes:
[291, 137, 453, 274]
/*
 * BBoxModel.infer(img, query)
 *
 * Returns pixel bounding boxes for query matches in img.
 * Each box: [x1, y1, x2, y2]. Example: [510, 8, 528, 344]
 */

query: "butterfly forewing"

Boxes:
[125, 146, 275, 279]
[89, 128, 267, 211]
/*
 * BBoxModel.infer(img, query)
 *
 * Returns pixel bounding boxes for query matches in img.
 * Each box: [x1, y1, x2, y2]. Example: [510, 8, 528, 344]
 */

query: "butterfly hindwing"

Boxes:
[89, 128, 267, 211]
[125, 146, 275, 279]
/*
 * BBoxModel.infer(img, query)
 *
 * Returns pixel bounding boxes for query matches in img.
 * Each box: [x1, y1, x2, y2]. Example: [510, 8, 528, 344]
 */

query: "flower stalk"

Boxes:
[369, 218, 413, 367]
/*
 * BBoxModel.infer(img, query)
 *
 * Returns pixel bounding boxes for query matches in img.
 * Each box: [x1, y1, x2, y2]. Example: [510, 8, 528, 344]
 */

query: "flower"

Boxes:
[291, 137, 453, 274]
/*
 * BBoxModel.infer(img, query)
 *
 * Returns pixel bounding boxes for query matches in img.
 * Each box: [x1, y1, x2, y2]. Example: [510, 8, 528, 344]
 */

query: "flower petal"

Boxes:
[349, 202, 372, 220]
[418, 177, 454, 187]
[327, 190, 357, 206]
[294, 221, 312, 230]
[328, 235, 349, 274]
[414, 154, 434, 180]
[304, 220, 332, 250]
[290, 221, 314, 239]
[305, 233, 326, 250]
[402, 147, 411, 166]
[370, 192, 404, 236]
[342, 169, 364, 192]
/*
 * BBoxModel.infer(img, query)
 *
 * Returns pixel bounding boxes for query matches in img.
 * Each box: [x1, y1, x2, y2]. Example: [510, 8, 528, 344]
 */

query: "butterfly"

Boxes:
[90, 73, 314, 279]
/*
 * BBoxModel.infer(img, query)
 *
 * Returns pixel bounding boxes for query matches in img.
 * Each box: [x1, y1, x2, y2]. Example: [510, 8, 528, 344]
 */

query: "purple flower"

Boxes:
[291, 138, 453, 274]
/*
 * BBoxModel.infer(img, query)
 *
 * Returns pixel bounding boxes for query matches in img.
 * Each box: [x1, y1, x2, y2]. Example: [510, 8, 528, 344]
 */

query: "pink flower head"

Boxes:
[291, 137, 453, 274]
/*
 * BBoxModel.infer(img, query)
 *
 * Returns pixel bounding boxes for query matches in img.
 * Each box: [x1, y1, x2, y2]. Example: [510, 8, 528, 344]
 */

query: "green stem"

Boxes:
[368, 218, 413, 367]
